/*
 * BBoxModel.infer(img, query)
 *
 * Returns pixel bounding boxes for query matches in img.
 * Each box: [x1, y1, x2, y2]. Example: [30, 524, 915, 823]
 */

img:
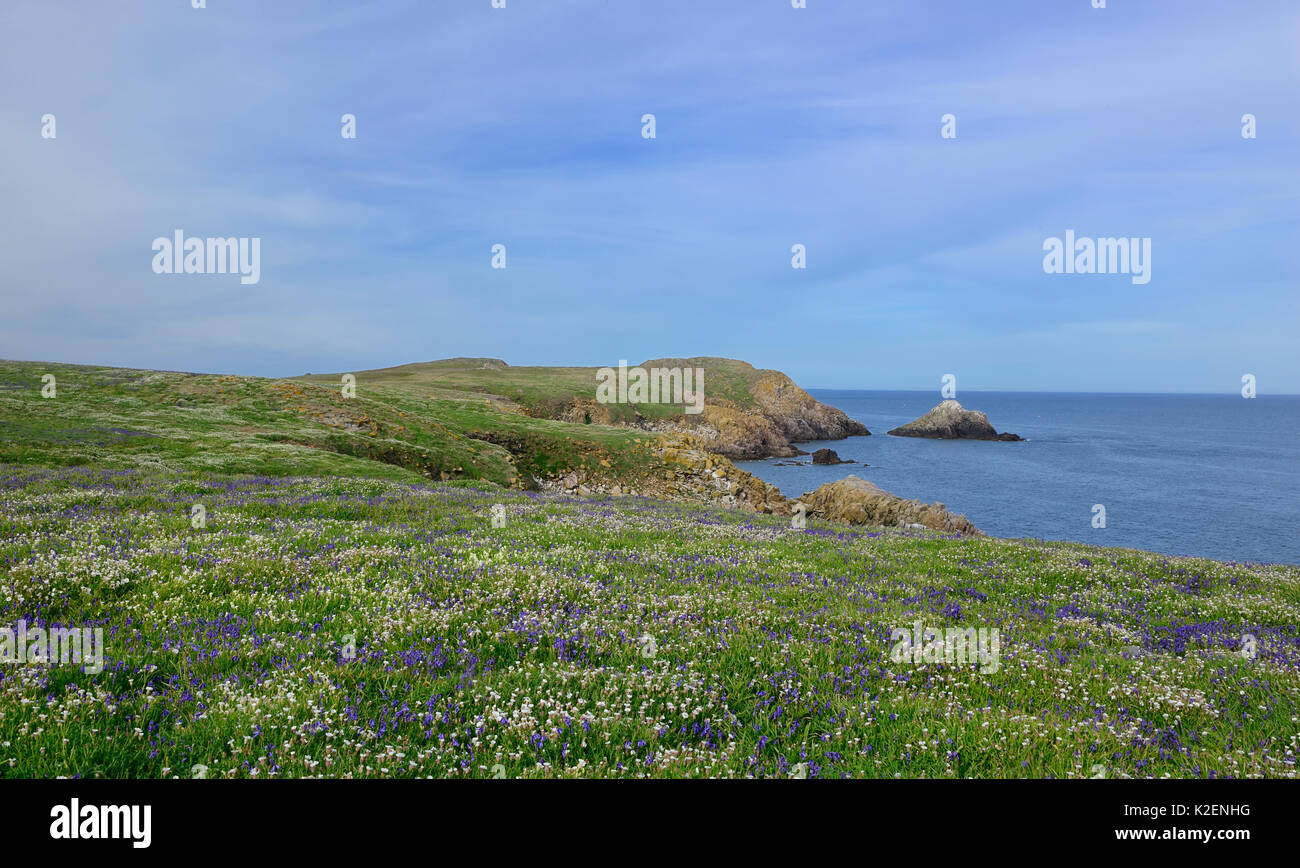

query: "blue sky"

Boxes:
[1, 0, 1296, 392]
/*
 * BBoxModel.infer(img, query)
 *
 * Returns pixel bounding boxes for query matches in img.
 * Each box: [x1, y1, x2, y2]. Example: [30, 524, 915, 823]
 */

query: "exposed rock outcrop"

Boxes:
[744, 367, 870, 447]
[536, 434, 978, 534]
[887, 400, 1021, 441]
[563, 359, 870, 461]
[811, 448, 851, 465]
[536, 432, 791, 516]
[797, 474, 980, 534]
[633, 364, 870, 459]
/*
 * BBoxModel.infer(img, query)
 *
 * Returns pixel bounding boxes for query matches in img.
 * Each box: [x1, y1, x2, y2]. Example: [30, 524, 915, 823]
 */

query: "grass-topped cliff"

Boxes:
[0, 357, 884, 520]
[0, 357, 858, 496]
[299, 356, 868, 460]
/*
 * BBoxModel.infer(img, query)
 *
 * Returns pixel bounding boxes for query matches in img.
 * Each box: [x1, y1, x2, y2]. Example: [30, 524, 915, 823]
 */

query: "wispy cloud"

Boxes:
[0, 0, 1295, 391]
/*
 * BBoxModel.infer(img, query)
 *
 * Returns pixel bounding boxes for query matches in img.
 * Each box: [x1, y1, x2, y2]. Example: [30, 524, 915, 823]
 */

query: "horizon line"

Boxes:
[4, 357, 1294, 398]
[807, 387, 1300, 397]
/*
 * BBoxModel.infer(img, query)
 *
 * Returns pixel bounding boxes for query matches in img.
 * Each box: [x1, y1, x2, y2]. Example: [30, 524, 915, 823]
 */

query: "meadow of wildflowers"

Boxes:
[2, 465, 1297, 779]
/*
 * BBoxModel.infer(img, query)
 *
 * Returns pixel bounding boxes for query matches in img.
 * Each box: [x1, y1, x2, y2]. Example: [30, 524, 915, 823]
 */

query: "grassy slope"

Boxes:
[0, 359, 665, 487]
[1, 358, 1298, 778]
[298, 356, 766, 423]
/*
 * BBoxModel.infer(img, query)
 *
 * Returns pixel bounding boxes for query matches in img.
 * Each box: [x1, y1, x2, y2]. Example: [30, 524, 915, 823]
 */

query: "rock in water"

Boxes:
[799, 474, 980, 534]
[811, 448, 851, 465]
[886, 400, 1021, 441]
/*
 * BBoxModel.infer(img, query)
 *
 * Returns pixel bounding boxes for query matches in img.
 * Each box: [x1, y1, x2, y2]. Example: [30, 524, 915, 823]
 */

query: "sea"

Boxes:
[735, 391, 1300, 566]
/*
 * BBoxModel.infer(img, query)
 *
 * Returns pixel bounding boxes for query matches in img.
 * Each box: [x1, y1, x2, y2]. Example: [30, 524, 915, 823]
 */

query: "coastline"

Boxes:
[739, 388, 1300, 567]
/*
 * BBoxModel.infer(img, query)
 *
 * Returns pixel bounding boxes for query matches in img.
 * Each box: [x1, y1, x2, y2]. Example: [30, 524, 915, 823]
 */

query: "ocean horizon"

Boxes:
[737, 390, 1300, 566]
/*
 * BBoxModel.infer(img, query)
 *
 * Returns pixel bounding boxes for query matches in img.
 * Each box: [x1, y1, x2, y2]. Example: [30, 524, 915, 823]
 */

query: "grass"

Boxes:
[298, 356, 777, 423]
[1, 358, 1298, 778]
[0, 359, 663, 487]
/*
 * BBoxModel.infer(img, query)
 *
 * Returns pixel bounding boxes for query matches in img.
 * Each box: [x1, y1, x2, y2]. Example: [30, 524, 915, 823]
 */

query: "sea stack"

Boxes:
[887, 400, 1022, 441]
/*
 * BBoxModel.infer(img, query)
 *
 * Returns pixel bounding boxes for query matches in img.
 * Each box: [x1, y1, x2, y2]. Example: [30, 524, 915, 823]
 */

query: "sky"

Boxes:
[1, 0, 1296, 392]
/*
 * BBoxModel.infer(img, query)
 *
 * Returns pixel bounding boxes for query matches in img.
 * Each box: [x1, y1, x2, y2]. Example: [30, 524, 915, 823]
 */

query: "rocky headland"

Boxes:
[291, 355, 971, 534]
[552, 358, 870, 460]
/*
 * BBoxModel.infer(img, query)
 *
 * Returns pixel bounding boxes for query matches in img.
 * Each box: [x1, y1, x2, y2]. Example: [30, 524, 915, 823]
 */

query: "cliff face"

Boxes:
[595, 359, 871, 460]
[747, 369, 871, 449]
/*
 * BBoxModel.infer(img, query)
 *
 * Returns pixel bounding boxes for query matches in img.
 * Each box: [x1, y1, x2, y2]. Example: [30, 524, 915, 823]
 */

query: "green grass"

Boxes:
[0, 359, 663, 487]
[0, 468, 1296, 779]
[1, 358, 1298, 779]
[298, 356, 777, 423]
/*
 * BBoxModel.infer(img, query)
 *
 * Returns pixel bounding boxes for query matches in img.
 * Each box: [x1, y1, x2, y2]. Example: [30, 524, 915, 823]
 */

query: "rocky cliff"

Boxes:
[796, 474, 981, 534]
[557, 359, 871, 460]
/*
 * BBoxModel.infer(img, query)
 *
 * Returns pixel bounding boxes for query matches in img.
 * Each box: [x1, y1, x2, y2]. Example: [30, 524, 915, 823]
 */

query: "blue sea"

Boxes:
[735, 392, 1300, 566]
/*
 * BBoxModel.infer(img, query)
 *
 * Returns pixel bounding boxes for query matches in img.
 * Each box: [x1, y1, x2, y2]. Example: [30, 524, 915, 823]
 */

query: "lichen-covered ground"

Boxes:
[1, 466, 1297, 778]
